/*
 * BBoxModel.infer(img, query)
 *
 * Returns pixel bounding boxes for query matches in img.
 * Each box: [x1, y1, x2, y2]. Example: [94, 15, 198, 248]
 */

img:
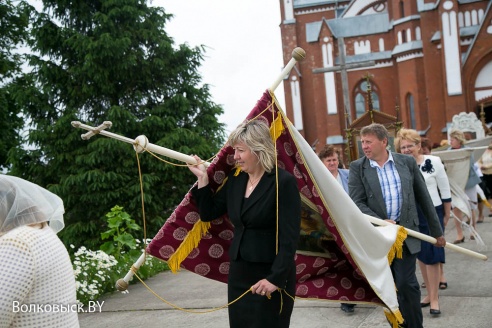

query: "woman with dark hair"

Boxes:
[420, 137, 432, 155]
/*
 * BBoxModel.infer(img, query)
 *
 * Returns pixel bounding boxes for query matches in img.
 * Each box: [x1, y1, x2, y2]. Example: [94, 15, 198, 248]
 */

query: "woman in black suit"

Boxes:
[188, 119, 301, 328]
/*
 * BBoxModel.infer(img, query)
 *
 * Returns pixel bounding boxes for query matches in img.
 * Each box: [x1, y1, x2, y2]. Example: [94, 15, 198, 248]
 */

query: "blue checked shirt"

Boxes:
[369, 152, 402, 222]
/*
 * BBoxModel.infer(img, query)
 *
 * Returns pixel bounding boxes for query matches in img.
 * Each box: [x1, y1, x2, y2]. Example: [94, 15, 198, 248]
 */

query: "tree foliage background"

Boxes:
[0, 0, 29, 171]
[5, 0, 226, 249]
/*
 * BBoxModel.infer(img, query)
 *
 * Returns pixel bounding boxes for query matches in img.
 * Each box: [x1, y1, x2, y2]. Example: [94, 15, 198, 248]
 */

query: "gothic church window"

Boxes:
[472, 10, 478, 25]
[465, 11, 471, 26]
[379, 38, 385, 51]
[415, 27, 421, 41]
[354, 80, 380, 119]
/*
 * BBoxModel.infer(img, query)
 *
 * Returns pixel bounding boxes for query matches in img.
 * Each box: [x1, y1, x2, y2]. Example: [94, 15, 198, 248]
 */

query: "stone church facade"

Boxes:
[279, 0, 492, 160]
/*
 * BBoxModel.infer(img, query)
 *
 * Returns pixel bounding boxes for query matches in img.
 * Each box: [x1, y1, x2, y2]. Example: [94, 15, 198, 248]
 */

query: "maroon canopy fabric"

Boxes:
[147, 90, 383, 305]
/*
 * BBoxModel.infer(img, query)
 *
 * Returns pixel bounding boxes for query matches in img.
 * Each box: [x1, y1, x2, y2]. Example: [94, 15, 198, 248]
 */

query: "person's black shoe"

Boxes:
[340, 303, 355, 313]
[430, 308, 441, 316]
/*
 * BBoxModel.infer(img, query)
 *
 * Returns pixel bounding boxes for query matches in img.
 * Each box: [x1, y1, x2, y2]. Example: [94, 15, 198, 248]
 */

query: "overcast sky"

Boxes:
[152, 0, 286, 133]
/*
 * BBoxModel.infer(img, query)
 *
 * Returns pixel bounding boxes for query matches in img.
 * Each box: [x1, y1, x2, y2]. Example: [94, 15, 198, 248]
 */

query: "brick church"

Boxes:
[279, 0, 492, 162]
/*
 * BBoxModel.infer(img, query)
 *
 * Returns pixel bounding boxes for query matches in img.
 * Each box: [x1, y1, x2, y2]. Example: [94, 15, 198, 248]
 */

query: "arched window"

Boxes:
[353, 79, 380, 119]
[415, 26, 421, 41]
[355, 94, 365, 118]
[407, 93, 416, 129]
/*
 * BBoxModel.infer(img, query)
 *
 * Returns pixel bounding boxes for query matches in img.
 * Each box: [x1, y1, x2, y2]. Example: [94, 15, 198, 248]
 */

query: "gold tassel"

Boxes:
[167, 220, 211, 273]
[387, 226, 407, 265]
[384, 308, 404, 328]
[270, 115, 284, 142]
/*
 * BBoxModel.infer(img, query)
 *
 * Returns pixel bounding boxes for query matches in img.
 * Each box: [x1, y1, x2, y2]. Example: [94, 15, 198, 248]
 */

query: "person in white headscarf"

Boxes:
[0, 175, 80, 328]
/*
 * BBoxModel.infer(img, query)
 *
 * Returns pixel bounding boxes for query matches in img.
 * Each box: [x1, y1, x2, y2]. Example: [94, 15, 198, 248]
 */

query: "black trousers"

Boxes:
[228, 258, 296, 328]
[390, 244, 422, 328]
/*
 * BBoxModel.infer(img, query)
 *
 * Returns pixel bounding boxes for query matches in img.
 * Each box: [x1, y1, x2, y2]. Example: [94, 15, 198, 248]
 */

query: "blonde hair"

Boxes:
[449, 129, 466, 145]
[228, 119, 276, 173]
[394, 128, 421, 152]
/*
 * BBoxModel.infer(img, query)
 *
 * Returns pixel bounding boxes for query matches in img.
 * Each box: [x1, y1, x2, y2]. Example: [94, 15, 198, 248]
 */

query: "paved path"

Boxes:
[79, 212, 492, 327]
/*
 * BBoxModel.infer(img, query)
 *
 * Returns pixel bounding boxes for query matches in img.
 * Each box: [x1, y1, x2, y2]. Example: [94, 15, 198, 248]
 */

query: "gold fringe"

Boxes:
[167, 220, 211, 273]
[387, 226, 407, 265]
[384, 308, 404, 328]
[482, 198, 491, 209]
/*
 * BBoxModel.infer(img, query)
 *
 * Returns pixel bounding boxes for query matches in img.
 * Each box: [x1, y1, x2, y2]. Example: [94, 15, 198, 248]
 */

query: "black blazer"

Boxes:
[192, 168, 301, 288]
[348, 152, 443, 254]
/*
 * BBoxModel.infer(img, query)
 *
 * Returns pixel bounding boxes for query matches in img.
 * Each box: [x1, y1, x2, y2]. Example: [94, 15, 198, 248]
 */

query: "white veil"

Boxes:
[0, 175, 65, 235]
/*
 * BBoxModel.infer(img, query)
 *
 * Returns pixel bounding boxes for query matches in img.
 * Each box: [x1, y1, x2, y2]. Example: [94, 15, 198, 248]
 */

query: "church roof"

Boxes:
[431, 25, 479, 43]
[293, 0, 339, 9]
[459, 0, 485, 4]
[326, 13, 390, 38]
[461, 25, 480, 37]
[336, 51, 392, 65]
[306, 21, 323, 42]
[392, 41, 423, 56]
[416, 0, 439, 12]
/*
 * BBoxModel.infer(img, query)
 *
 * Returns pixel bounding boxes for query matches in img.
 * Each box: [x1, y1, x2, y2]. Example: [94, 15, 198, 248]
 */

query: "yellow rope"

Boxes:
[247, 101, 275, 124]
[133, 272, 251, 313]
[135, 152, 147, 262]
[281, 289, 296, 302]
[270, 95, 280, 255]
[142, 147, 215, 167]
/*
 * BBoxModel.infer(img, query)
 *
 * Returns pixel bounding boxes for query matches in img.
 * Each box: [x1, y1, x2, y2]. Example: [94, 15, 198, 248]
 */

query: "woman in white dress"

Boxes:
[395, 129, 451, 316]
[0, 175, 79, 328]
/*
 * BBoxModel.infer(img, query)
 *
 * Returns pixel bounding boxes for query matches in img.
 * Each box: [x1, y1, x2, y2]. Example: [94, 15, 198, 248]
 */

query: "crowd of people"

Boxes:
[320, 124, 490, 327]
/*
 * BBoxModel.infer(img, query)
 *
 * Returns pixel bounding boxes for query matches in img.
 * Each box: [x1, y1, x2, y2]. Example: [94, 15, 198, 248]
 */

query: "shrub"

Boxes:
[72, 206, 168, 305]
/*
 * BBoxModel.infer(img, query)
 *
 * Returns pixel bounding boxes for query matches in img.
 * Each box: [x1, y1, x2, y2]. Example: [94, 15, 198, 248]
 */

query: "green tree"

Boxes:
[0, 0, 30, 170]
[9, 0, 226, 249]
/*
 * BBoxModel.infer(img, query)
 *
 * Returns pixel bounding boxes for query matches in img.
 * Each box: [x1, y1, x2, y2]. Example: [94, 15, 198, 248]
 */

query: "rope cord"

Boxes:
[271, 99, 280, 255]
[133, 272, 251, 313]
[246, 101, 275, 124]
[141, 147, 215, 168]
[135, 152, 147, 262]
